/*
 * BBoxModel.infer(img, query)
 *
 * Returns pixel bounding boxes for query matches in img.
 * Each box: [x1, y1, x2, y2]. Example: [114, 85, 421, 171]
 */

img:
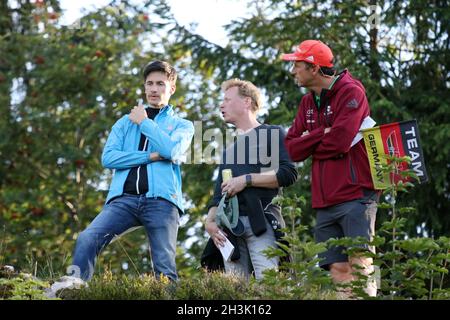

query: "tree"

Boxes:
[0, 0, 190, 277]
[171, 0, 450, 237]
[1, 0, 448, 282]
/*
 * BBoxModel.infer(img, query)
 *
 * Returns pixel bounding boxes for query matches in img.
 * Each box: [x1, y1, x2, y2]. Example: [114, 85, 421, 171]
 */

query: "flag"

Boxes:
[362, 120, 428, 189]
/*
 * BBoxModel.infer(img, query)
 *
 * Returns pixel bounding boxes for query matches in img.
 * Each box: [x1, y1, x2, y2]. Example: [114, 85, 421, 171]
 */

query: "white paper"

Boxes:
[217, 230, 235, 262]
[351, 116, 376, 147]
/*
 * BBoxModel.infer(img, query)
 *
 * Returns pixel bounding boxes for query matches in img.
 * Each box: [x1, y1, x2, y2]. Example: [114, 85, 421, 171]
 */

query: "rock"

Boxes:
[0, 265, 18, 278]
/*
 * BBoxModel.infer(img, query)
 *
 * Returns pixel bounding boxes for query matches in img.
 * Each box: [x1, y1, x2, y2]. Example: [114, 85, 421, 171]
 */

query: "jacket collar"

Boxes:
[145, 104, 174, 117]
[160, 104, 174, 116]
[311, 69, 355, 110]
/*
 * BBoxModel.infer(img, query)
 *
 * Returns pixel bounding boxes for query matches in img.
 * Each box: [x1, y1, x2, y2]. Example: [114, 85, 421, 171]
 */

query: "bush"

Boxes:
[0, 267, 51, 300]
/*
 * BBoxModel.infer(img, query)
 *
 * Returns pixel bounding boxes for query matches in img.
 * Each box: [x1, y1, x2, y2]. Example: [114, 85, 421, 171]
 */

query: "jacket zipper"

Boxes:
[136, 137, 149, 194]
[319, 160, 326, 205]
[349, 154, 357, 184]
[315, 101, 321, 127]
[150, 108, 164, 196]
[314, 100, 325, 205]
[136, 165, 140, 194]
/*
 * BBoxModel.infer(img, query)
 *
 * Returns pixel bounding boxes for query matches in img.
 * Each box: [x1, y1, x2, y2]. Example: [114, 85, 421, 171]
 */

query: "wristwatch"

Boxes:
[245, 174, 252, 187]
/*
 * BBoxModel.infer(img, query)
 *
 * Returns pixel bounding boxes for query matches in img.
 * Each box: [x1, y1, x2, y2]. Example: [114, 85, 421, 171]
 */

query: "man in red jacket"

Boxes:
[282, 40, 378, 297]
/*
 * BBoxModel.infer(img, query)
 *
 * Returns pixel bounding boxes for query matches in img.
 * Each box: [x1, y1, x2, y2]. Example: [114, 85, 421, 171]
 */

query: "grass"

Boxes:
[60, 270, 266, 300]
[0, 267, 51, 300]
[1, 266, 337, 300]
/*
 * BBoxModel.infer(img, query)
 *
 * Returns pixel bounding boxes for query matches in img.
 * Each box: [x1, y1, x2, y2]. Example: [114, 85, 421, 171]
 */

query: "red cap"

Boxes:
[281, 40, 334, 68]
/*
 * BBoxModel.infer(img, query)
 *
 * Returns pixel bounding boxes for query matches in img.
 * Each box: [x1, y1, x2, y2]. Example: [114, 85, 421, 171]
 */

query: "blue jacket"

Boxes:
[101, 104, 194, 213]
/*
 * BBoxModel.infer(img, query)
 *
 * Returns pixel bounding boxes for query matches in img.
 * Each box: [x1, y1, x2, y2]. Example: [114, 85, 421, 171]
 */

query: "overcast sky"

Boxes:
[58, 0, 251, 46]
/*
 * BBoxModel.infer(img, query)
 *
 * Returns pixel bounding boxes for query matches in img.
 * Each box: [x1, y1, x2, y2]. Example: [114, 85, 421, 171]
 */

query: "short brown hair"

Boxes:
[221, 78, 262, 113]
[143, 60, 177, 83]
[303, 61, 336, 77]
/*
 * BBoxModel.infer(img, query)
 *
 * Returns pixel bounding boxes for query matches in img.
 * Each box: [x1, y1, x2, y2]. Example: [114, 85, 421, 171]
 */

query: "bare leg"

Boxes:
[329, 262, 354, 299]
[329, 257, 377, 299]
[349, 256, 377, 297]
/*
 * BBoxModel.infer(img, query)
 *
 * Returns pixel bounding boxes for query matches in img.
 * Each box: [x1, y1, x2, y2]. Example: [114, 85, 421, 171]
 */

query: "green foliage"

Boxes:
[0, 272, 51, 300]
[260, 156, 450, 300]
[171, 0, 450, 237]
[333, 157, 450, 299]
[0, 277, 50, 300]
[0, 0, 448, 299]
[260, 195, 336, 299]
[0, 0, 187, 279]
[60, 271, 172, 300]
[60, 270, 265, 300]
[174, 271, 261, 300]
[374, 159, 450, 300]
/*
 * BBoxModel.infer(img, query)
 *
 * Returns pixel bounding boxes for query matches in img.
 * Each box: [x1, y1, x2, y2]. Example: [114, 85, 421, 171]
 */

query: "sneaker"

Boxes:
[45, 276, 87, 298]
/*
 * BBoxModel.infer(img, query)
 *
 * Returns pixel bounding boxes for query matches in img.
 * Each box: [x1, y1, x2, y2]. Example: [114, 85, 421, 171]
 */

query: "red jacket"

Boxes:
[285, 70, 375, 209]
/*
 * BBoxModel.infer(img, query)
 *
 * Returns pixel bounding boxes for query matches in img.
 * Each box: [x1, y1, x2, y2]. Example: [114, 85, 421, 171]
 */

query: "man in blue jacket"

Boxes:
[71, 61, 194, 281]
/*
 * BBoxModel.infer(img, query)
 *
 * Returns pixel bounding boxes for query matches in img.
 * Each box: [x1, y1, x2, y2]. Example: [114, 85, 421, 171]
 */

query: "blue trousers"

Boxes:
[71, 194, 179, 281]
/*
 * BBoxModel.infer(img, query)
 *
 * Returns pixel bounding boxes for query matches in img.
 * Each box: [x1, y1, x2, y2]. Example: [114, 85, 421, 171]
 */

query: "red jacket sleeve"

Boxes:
[313, 86, 369, 160]
[285, 101, 325, 162]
